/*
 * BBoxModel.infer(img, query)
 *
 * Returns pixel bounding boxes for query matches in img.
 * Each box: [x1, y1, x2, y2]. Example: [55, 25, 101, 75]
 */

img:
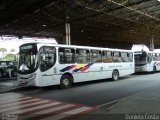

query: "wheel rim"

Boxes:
[113, 71, 118, 80]
[63, 78, 69, 86]
[153, 67, 156, 72]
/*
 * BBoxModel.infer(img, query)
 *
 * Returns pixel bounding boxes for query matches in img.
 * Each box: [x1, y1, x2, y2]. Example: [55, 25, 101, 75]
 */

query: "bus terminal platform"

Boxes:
[74, 86, 160, 120]
[0, 77, 160, 119]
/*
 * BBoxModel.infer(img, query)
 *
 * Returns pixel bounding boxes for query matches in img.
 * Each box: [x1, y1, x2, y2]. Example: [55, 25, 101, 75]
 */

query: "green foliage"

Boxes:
[0, 48, 7, 52]
[4, 54, 16, 61]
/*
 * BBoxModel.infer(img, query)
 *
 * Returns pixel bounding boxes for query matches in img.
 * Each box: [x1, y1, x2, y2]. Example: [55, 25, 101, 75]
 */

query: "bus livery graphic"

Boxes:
[60, 63, 94, 72]
[154, 61, 160, 66]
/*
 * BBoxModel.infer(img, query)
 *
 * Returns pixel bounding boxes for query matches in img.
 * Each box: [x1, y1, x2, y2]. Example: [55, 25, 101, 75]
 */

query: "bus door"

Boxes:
[39, 46, 56, 86]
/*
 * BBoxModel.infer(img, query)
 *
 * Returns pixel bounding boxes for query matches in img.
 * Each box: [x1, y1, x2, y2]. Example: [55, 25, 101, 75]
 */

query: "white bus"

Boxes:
[132, 44, 160, 73]
[18, 43, 134, 88]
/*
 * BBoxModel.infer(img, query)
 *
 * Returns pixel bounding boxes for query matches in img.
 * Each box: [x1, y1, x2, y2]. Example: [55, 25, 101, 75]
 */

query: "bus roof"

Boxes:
[35, 43, 133, 52]
[131, 44, 149, 52]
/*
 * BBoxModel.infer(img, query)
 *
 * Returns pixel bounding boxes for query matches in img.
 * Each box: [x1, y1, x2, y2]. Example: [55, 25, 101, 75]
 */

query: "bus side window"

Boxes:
[59, 52, 64, 63]
[157, 54, 160, 61]
[102, 51, 112, 63]
[76, 49, 90, 63]
[59, 48, 75, 64]
[153, 54, 156, 61]
[128, 52, 133, 62]
[91, 50, 102, 63]
[155, 53, 160, 61]
[113, 52, 121, 62]
[121, 52, 128, 62]
[147, 53, 152, 63]
[40, 46, 56, 72]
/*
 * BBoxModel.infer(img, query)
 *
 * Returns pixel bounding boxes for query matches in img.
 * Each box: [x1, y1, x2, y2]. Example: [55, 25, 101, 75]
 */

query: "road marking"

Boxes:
[0, 94, 23, 101]
[0, 98, 40, 108]
[0, 93, 96, 120]
[11, 102, 62, 114]
[43, 107, 93, 120]
[0, 96, 32, 105]
[20, 104, 75, 120]
[0, 92, 19, 97]
[0, 100, 49, 113]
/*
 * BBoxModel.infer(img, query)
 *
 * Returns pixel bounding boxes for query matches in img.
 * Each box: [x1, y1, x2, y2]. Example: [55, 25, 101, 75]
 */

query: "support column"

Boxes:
[65, 23, 71, 45]
[150, 36, 154, 51]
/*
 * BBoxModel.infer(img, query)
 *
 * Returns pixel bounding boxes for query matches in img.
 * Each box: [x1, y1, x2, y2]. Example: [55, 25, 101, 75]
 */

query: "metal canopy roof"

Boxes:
[0, 0, 160, 49]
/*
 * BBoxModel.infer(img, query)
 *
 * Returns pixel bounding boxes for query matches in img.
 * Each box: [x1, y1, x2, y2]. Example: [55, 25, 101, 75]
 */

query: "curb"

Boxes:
[0, 77, 17, 81]
[0, 86, 20, 93]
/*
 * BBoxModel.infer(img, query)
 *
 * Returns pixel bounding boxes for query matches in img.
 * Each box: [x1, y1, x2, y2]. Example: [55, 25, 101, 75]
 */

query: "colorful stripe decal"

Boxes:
[154, 61, 160, 66]
[60, 65, 76, 72]
[80, 66, 90, 72]
[73, 67, 83, 72]
[60, 63, 94, 72]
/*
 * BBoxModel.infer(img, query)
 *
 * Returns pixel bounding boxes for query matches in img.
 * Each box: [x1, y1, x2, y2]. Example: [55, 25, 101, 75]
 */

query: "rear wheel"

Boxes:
[112, 70, 119, 81]
[60, 75, 72, 89]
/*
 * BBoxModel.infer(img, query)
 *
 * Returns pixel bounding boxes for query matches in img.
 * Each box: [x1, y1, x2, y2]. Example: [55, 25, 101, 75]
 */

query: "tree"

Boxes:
[0, 48, 7, 52]
[10, 49, 15, 53]
[5, 53, 16, 61]
[0, 48, 7, 60]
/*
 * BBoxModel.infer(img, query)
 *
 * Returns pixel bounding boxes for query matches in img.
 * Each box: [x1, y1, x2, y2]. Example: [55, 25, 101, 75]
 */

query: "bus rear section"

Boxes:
[134, 51, 160, 73]
[134, 51, 151, 72]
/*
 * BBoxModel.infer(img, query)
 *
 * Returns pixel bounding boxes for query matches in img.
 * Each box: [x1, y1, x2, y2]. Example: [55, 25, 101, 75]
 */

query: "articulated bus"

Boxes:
[18, 43, 134, 88]
[132, 44, 160, 73]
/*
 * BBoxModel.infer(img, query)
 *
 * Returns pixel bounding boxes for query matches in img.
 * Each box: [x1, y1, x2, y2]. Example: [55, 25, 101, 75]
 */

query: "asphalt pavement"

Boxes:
[73, 85, 160, 120]
[12, 72, 160, 106]
[1, 72, 160, 120]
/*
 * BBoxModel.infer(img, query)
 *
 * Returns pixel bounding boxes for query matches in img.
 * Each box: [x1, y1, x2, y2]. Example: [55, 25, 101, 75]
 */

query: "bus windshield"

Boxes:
[18, 44, 38, 74]
[134, 52, 147, 66]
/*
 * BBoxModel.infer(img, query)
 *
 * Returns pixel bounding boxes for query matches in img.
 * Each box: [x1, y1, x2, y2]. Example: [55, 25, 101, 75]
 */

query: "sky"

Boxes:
[0, 36, 58, 54]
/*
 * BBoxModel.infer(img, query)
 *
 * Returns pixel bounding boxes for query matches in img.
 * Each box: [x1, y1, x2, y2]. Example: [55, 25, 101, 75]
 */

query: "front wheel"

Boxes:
[112, 70, 119, 81]
[152, 66, 156, 74]
[60, 75, 72, 89]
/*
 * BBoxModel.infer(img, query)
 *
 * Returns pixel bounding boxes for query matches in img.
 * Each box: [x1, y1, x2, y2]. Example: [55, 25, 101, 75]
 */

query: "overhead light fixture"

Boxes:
[80, 29, 84, 32]
[42, 24, 47, 27]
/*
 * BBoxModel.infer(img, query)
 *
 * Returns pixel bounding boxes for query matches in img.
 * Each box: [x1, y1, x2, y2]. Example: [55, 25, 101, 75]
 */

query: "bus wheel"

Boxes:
[60, 75, 72, 89]
[112, 70, 119, 81]
[152, 66, 156, 73]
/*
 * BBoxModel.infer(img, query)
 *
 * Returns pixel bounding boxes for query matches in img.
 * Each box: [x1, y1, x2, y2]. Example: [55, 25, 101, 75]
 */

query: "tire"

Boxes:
[112, 70, 119, 81]
[152, 66, 156, 74]
[60, 75, 72, 89]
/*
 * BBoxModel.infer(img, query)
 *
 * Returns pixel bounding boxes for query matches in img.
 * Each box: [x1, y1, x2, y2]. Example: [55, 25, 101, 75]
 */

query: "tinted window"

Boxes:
[113, 52, 121, 62]
[128, 52, 133, 62]
[59, 48, 75, 64]
[76, 49, 90, 63]
[91, 50, 102, 63]
[157, 54, 160, 61]
[40, 46, 56, 72]
[121, 52, 128, 62]
[147, 53, 152, 63]
[102, 51, 112, 63]
[153, 54, 156, 61]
